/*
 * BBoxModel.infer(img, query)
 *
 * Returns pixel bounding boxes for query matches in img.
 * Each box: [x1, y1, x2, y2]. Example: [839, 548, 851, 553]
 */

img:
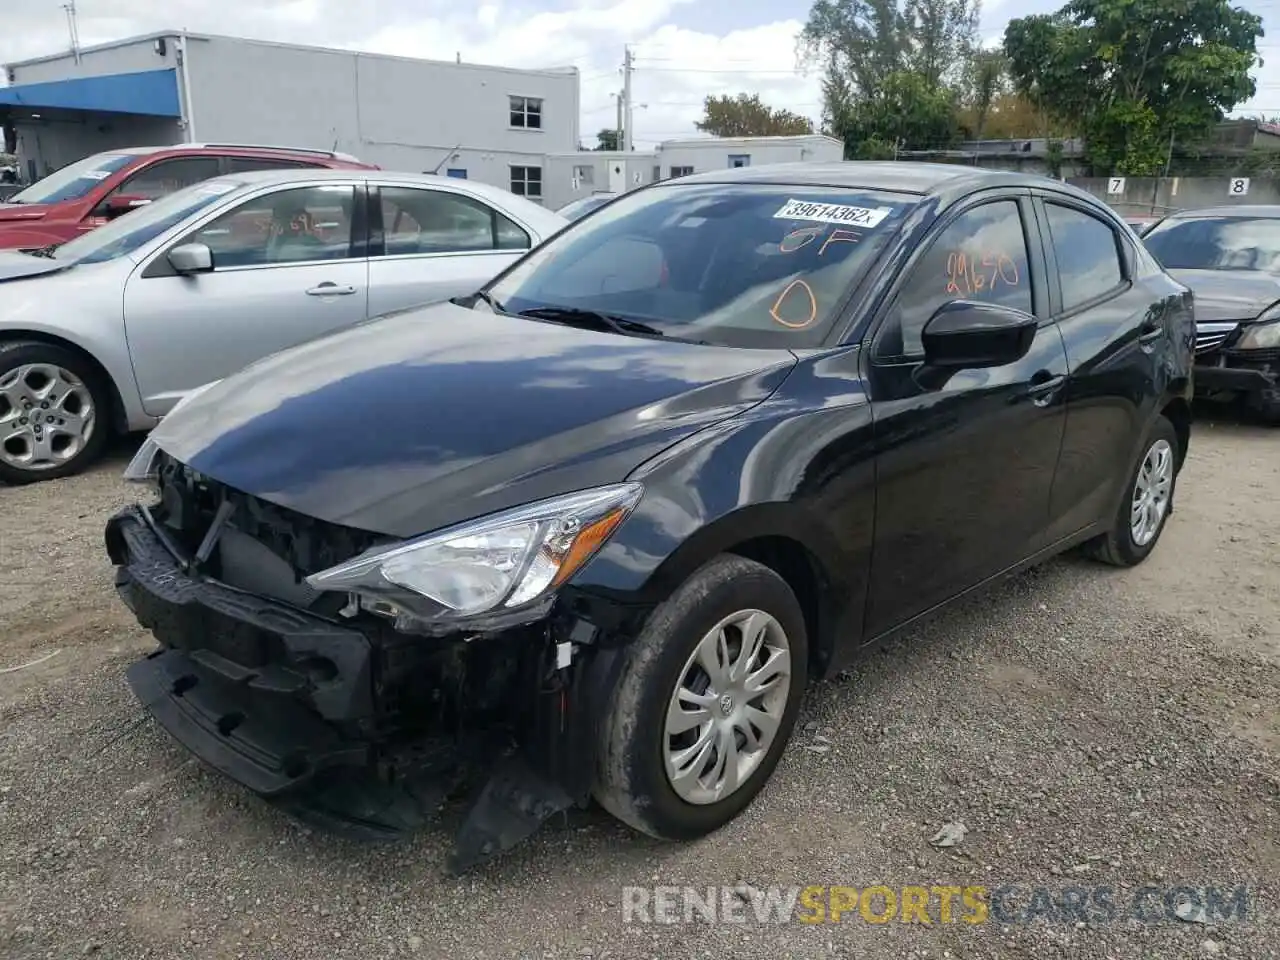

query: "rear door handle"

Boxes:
[305, 282, 357, 297]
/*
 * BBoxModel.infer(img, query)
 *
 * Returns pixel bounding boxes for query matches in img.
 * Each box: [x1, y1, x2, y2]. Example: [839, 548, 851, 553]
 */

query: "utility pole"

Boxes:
[63, 1, 81, 64]
[614, 91, 623, 151]
[622, 45, 634, 153]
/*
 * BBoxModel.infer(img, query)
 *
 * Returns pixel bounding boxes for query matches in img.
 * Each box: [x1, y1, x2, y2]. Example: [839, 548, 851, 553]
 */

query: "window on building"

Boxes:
[876, 199, 1033, 359]
[378, 186, 531, 255]
[572, 164, 595, 186]
[177, 184, 357, 268]
[113, 157, 222, 201]
[728, 154, 751, 168]
[510, 96, 543, 130]
[670, 165, 694, 178]
[1043, 203, 1126, 311]
[510, 165, 543, 201]
[652, 165, 661, 182]
[446, 168, 468, 179]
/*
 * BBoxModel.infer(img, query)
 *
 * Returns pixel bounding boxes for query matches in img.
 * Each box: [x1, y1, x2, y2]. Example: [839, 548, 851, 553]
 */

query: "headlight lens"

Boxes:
[1236, 307, 1280, 350]
[305, 483, 643, 625]
[122, 380, 222, 482]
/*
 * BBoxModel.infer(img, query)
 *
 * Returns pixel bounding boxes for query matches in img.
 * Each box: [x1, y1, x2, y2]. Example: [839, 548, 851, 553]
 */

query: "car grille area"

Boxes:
[152, 450, 381, 610]
[1195, 321, 1241, 356]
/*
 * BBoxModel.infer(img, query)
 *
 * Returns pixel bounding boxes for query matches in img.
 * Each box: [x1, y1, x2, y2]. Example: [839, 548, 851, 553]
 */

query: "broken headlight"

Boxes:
[305, 483, 643, 627]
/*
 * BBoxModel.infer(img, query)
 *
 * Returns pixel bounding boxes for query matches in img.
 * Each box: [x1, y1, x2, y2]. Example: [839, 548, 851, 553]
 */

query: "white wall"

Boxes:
[544, 151, 658, 209]
[655, 136, 845, 178]
[184, 35, 580, 199]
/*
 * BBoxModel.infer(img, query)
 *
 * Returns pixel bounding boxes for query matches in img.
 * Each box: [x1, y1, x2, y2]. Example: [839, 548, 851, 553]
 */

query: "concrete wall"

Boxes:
[1068, 176, 1280, 215]
[654, 135, 843, 178]
[543, 151, 658, 209]
[184, 35, 579, 199]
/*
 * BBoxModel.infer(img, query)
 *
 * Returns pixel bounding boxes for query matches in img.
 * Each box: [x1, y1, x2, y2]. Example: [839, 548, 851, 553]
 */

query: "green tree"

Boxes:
[694, 93, 814, 137]
[961, 50, 1008, 140]
[1004, 0, 1263, 175]
[595, 128, 620, 151]
[799, 0, 980, 153]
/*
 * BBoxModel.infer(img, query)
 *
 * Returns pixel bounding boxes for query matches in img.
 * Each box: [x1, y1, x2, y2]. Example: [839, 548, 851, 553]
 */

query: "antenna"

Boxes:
[63, 1, 81, 64]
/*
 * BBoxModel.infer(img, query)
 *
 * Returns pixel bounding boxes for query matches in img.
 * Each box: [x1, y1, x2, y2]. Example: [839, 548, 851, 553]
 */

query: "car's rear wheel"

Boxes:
[0, 341, 111, 484]
[1087, 414, 1180, 567]
[593, 554, 808, 841]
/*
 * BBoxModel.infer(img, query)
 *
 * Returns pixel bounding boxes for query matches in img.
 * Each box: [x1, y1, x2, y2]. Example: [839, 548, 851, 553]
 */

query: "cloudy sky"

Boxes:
[2, 0, 1279, 148]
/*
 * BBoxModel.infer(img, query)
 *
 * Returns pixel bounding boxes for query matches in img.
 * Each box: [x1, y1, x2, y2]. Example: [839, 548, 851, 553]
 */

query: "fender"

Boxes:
[569, 349, 877, 677]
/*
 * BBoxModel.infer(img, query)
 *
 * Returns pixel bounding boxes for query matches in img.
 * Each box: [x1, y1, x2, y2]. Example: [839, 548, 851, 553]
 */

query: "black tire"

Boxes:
[592, 554, 809, 841]
[0, 341, 112, 485]
[1087, 415, 1180, 567]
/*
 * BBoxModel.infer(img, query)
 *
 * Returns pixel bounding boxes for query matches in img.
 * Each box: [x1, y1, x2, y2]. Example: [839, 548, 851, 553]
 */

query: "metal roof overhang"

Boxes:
[0, 68, 181, 117]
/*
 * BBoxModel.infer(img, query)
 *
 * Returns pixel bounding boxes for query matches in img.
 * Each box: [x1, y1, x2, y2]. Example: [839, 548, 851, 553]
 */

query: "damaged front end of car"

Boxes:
[106, 445, 645, 871]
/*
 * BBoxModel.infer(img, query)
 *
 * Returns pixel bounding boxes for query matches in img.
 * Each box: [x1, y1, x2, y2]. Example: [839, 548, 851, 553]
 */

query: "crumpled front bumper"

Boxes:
[106, 505, 593, 870]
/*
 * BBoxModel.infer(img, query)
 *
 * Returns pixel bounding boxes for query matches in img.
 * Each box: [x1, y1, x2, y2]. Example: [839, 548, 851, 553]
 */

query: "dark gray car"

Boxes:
[1142, 206, 1280, 423]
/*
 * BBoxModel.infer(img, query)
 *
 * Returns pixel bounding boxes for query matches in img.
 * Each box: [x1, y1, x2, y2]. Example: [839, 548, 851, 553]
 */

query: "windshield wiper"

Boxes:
[22, 243, 58, 259]
[517, 306, 673, 340]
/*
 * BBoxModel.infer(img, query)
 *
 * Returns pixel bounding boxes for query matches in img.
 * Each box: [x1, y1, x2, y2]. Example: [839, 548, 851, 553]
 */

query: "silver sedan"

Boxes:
[0, 169, 567, 482]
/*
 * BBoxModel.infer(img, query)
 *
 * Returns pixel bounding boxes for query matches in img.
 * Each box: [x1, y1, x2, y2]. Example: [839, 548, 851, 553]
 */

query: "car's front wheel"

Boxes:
[593, 554, 808, 841]
[1088, 414, 1180, 566]
[0, 341, 111, 484]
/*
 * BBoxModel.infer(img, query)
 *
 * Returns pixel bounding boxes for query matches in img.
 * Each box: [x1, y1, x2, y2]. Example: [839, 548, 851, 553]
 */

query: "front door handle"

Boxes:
[305, 282, 357, 297]
[1022, 370, 1066, 407]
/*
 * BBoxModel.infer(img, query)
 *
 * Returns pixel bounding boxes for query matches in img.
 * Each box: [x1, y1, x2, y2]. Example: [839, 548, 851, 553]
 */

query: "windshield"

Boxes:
[1143, 216, 1280, 273]
[8, 152, 140, 205]
[487, 183, 915, 348]
[51, 179, 246, 265]
[557, 195, 616, 221]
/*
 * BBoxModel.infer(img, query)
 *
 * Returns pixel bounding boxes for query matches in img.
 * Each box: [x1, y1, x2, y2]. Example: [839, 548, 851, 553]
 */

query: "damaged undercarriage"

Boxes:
[105, 454, 610, 871]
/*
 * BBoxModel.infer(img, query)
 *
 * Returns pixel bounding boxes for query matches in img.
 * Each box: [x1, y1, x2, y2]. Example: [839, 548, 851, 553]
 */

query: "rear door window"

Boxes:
[114, 157, 222, 201]
[377, 186, 530, 255]
[1043, 203, 1125, 311]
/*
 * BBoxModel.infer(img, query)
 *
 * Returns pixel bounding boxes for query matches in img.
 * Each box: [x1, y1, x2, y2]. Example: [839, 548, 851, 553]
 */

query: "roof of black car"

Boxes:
[670, 161, 1058, 197]
[1164, 204, 1280, 219]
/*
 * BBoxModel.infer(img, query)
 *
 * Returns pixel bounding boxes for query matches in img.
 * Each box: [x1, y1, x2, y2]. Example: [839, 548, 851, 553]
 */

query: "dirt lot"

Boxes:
[1, 415, 1277, 959]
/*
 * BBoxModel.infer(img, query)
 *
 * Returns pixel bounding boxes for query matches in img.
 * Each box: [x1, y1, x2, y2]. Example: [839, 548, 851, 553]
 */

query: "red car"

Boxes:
[0, 143, 378, 250]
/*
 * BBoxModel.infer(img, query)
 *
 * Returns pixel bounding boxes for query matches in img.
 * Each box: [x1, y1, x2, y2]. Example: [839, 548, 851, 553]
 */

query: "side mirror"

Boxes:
[104, 194, 153, 218]
[921, 299, 1038, 369]
[167, 242, 214, 275]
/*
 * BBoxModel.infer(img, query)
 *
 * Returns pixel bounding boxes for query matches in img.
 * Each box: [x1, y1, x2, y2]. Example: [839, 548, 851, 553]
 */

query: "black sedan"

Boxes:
[1141, 205, 1280, 423]
[108, 162, 1194, 870]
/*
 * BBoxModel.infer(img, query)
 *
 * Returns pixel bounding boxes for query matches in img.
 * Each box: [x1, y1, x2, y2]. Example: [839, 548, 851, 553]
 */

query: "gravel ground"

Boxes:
[1, 415, 1277, 960]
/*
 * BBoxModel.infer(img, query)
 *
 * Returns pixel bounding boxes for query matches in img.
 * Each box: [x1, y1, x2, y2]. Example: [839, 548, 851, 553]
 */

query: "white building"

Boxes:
[2, 32, 846, 208]
[541, 135, 847, 209]
[1, 31, 580, 201]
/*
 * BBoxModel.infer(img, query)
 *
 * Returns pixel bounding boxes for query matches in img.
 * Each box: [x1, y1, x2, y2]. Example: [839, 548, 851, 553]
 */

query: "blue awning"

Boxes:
[0, 68, 181, 117]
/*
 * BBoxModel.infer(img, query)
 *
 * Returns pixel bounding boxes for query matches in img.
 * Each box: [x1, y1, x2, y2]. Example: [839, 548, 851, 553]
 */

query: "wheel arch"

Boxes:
[1160, 394, 1192, 470]
[0, 330, 128, 433]
[620, 501, 855, 680]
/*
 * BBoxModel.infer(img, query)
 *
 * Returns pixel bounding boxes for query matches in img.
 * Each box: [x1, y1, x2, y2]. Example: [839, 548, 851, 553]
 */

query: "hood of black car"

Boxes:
[151, 301, 797, 538]
[1169, 268, 1280, 323]
[0, 250, 64, 282]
